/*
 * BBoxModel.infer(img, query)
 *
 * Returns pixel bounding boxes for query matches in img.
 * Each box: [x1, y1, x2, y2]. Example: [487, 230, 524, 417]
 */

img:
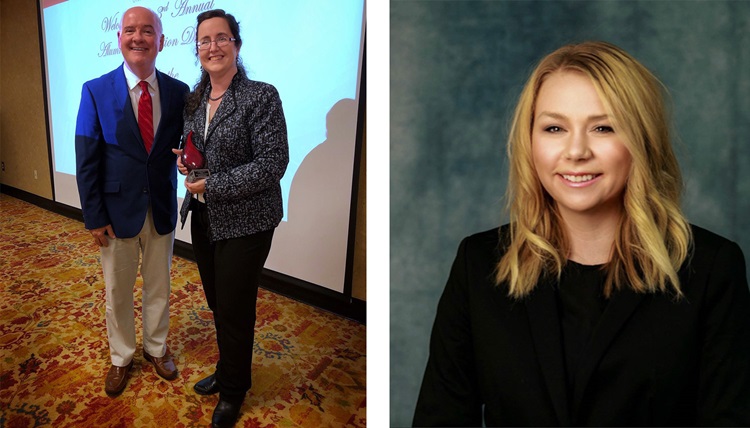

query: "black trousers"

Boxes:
[190, 201, 274, 403]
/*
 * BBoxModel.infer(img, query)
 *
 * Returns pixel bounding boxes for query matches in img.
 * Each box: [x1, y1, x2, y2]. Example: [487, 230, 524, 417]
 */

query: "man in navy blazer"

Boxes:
[75, 6, 189, 396]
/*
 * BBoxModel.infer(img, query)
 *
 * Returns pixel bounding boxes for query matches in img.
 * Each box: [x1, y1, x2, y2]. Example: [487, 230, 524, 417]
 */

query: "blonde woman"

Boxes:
[413, 41, 750, 426]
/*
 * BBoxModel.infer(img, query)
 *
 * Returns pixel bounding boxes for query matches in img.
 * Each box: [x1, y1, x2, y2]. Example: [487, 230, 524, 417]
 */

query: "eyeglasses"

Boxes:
[196, 36, 236, 50]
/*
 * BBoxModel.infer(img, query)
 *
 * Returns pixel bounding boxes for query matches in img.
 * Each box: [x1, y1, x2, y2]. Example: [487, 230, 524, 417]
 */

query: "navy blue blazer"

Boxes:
[414, 224, 750, 426]
[75, 64, 189, 238]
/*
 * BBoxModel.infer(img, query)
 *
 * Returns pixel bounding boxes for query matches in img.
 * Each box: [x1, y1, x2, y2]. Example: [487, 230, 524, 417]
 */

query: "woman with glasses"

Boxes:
[173, 9, 288, 428]
[413, 41, 750, 426]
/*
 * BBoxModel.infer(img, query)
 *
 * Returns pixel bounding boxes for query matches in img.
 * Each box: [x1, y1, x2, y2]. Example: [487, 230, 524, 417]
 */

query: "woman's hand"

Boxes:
[185, 177, 206, 194]
[171, 148, 188, 175]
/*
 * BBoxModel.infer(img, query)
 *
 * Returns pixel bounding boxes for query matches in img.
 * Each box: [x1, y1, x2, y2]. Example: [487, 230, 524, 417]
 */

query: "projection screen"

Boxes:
[39, 0, 366, 294]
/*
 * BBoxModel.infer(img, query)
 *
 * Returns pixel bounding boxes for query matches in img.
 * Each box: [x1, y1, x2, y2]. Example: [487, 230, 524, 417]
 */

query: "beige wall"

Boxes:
[0, 0, 53, 198]
[0, 0, 366, 302]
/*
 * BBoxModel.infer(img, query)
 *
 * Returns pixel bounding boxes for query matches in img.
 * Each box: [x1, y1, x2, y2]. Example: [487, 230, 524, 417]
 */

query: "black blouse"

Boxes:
[557, 262, 607, 400]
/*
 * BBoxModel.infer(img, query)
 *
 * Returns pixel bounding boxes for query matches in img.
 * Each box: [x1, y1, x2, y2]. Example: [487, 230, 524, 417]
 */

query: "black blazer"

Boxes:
[413, 225, 750, 426]
[179, 72, 289, 241]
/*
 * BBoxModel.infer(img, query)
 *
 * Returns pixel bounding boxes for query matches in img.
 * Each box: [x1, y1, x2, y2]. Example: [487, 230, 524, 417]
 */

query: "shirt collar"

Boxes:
[122, 62, 158, 91]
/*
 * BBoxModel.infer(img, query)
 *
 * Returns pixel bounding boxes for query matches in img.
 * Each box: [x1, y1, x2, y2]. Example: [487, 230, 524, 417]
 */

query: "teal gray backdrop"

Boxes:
[390, 0, 750, 426]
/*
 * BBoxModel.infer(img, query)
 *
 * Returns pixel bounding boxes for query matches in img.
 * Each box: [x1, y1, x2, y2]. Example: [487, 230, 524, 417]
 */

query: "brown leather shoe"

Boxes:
[144, 350, 178, 380]
[105, 360, 133, 396]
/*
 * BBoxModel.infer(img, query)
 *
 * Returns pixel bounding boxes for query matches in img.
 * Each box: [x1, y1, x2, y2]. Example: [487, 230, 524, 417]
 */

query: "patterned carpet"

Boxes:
[0, 193, 366, 427]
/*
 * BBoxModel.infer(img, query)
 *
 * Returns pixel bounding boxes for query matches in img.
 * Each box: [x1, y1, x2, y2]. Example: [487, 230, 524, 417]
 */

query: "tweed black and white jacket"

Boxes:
[179, 72, 289, 241]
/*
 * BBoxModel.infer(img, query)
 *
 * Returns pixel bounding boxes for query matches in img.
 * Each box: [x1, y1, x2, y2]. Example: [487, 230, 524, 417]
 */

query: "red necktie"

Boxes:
[138, 80, 154, 153]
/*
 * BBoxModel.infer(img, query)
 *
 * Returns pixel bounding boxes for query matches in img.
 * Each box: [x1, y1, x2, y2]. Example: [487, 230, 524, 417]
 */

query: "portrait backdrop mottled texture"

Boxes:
[390, 1, 750, 426]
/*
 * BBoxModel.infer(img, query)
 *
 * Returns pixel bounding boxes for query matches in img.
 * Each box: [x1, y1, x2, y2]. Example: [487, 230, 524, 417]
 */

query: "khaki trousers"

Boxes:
[100, 209, 173, 367]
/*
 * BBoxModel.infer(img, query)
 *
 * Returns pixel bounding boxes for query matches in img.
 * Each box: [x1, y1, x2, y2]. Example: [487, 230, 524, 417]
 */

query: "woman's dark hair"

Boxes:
[185, 9, 247, 113]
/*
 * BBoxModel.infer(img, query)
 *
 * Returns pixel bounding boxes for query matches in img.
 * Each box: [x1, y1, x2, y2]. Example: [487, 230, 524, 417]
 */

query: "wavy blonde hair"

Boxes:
[496, 41, 692, 299]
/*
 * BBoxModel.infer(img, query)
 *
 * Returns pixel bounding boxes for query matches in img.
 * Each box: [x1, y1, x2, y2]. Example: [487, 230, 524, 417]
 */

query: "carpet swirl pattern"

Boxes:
[0, 194, 366, 427]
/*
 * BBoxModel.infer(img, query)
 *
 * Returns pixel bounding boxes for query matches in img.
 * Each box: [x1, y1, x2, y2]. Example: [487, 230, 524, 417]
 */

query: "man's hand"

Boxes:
[90, 224, 116, 247]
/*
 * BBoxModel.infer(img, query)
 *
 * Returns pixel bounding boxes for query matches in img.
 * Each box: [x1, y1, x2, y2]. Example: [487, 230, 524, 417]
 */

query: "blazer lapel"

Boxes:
[571, 287, 645, 416]
[113, 65, 143, 150]
[205, 86, 237, 144]
[525, 278, 572, 426]
[153, 70, 169, 150]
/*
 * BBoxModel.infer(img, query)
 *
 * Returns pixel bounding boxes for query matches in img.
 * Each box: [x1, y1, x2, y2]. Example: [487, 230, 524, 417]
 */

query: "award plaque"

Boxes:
[181, 131, 210, 183]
